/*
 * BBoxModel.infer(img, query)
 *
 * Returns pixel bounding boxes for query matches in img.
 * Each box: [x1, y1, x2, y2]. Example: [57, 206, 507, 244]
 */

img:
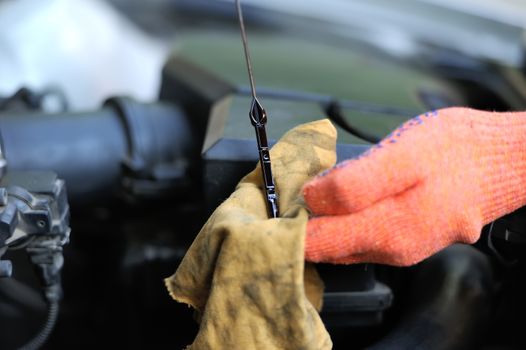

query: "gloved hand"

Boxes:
[303, 107, 526, 266]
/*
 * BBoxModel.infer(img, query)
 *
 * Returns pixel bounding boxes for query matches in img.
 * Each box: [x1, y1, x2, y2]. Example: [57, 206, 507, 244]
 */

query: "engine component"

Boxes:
[0, 170, 70, 350]
[365, 245, 494, 350]
[0, 98, 194, 203]
[161, 56, 394, 326]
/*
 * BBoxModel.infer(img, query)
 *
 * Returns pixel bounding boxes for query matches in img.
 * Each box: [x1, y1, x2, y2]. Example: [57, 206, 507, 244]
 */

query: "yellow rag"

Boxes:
[165, 119, 337, 350]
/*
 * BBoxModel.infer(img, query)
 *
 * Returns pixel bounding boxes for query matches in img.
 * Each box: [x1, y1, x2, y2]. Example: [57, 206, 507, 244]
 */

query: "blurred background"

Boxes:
[2, 0, 526, 111]
[1, 0, 526, 349]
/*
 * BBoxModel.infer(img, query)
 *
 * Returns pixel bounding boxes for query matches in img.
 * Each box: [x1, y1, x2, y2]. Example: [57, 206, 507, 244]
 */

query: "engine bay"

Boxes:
[1, 1, 526, 349]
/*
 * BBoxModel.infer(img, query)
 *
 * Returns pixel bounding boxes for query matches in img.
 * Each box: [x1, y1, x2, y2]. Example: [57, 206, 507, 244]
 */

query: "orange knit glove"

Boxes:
[303, 107, 526, 266]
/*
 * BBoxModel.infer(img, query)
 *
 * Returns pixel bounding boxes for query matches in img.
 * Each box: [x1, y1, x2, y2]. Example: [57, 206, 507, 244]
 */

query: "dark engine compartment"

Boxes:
[1, 1, 526, 349]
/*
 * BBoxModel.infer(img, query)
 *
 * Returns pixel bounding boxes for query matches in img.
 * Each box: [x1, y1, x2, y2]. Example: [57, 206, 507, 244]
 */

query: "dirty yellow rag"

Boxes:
[165, 120, 337, 349]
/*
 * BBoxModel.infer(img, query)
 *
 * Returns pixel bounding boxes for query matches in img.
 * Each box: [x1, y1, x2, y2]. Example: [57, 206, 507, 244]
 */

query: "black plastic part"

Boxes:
[478, 207, 526, 264]
[489, 206, 526, 244]
[316, 264, 392, 327]
[105, 97, 195, 198]
[0, 260, 12, 278]
[324, 101, 380, 144]
[0, 171, 70, 239]
[322, 282, 393, 328]
[365, 245, 494, 350]
[0, 108, 124, 202]
[0, 98, 193, 203]
[160, 56, 234, 154]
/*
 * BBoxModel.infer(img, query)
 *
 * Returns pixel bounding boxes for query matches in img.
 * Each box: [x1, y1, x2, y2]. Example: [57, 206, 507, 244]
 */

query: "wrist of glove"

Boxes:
[303, 107, 526, 266]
